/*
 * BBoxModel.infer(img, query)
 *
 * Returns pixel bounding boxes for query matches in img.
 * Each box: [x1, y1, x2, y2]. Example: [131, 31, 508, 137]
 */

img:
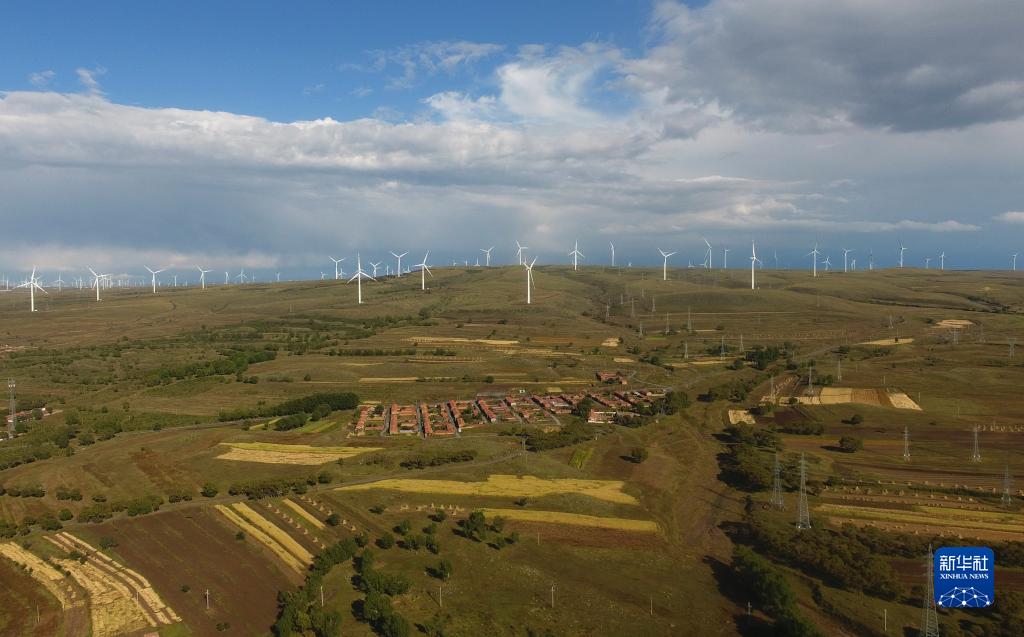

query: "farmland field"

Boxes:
[1, 266, 1023, 635]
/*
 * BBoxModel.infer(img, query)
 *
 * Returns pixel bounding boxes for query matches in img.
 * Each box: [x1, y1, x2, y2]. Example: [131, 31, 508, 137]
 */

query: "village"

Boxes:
[354, 371, 666, 437]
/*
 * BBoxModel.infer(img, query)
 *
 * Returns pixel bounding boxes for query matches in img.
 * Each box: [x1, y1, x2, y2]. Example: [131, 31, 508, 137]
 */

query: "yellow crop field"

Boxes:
[479, 508, 658, 532]
[0, 542, 78, 609]
[816, 503, 1024, 537]
[230, 503, 314, 566]
[215, 504, 307, 573]
[337, 474, 639, 505]
[217, 442, 381, 465]
[51, 533, 180, 626]
[283, 498, 326, 529]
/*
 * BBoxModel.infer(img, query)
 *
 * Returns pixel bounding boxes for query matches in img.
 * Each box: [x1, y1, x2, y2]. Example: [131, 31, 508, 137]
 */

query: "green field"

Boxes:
[1, 266, 1023, 636]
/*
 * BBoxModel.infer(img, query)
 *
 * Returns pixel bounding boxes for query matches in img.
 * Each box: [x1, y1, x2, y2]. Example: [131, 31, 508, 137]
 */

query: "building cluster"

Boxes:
[354, 387, 665, 437]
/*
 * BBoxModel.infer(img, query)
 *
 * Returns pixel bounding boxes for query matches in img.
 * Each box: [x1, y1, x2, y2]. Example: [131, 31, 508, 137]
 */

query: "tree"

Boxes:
[838, 436, 863, 453]
[201, 482, 218, 498]
[431, 559, 453, 581]
[464, 510, 488, 541]
[571, 398, 595, 420]
[326, 513, 341, 526]
[379, 612, 411, 637]
[628, 447, 649, 463]
[361, 591, 391, 623]
[377, 532, 395, 549]
[848, 413, 864, 425]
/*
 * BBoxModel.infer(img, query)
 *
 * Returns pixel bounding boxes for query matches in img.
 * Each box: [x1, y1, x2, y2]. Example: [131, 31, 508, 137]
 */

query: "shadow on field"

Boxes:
[703, 555, 775, 636]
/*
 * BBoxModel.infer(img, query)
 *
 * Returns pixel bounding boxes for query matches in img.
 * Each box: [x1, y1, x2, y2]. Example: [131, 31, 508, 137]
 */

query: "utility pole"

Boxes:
[971, 426, 982, 462]
[439, 583, 443, 608]
[903, 427, 910, 461]
[7, 379, 14, 436]
[1009, 338, 1017, 359]
[550, 584, 556, 609]
[796, 453, 811, 530]
[837, 357, 842, 382]
[921, 546, 940, 637]
[686, 306, 692, 332]
[1003, 464, 1014, 507]
[771, 452, 785, 510]
[683, 342, 688, 360]
[205, 589, 211, 610]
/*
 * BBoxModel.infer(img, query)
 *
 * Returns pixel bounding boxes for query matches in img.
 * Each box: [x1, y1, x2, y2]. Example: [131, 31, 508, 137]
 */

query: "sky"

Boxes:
[1, 0, 1023, 276]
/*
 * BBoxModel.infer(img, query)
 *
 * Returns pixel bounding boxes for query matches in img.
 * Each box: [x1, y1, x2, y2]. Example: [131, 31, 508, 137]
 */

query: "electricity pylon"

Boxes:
[796, 453, 811, 530]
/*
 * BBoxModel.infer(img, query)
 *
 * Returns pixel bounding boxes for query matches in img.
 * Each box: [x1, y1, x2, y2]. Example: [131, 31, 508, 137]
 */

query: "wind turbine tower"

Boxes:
[347, 254, 375, 304]
[842, 248, 852, 273]
[144, 266, 166, 293]
[750, 241, 761, 289]
[329, 257, 345, 280]
[391, 251, 408, 277]
[478, 247, 492, 267]
[196, 266, 212, 290]
[569, 240, 584, 271]
[899, 241, 907, 269]
[658, 249, 676, 281]
[524, 257, 537, 304]
[1014, 253, 1019, 272]
[16, 267, 47, 312]
[88, 268, 109, 301]
[609, 242, 615, 268]
[723, 247, 729, 270]
[415, 252, 433, 291]
[807, 244, 821, 277]
[940, 252, 945, 271]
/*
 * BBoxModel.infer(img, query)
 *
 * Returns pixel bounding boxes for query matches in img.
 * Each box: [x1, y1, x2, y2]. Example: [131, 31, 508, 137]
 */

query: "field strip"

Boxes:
[336, 474, 639, 505]
[858, 337, 914, 346]
[816, 503, 1024, 536]
[915, 506, 1024, 523]
[405, 336, 519, 346]
[296, 419, 339, 433]
[44, 536, 162, 636]
[282, 498, 326, 529]
[53, 533, 180, 625]
[214, 504, 307, 573]
[231, 503, 314, 565]
[359, 377, 418, 383]
[217, 442, 381, 465]
[0, 542, 79, 609]
[480, 508, 659, 532]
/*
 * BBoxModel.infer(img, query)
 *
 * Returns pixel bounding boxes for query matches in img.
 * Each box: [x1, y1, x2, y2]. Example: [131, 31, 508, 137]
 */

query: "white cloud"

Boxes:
[995, 211, 1024, 224]
[344, 40, 503, 89]
[28, 70, 55, 88]
[75, 66, 107, 96]
[302, 83, 326, 95]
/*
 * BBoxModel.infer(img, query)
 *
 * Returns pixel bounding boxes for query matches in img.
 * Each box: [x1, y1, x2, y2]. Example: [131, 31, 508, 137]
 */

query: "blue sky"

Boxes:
[0, 0, 1022, 275]
[1, 1, 650, 122]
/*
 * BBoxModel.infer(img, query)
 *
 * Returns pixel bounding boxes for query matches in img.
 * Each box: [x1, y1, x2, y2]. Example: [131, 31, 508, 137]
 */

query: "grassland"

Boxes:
[1, 266, 1024, 635]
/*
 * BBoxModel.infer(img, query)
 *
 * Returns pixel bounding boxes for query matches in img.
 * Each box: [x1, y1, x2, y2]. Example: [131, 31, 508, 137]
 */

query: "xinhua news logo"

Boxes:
[934, 546, 994, 608]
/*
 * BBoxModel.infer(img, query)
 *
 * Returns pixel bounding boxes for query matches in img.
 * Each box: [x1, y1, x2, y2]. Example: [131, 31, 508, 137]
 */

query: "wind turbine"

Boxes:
[524, 257, 537, 304]
[53, 274, 64, 292]
[348, 254, 375, 304]
[823, 256, 832, 272]
[369, 261, 381, 277]
[515, 241, 528, 266]
[236, 269, 247, 284]
[898, 241, 907, 269]
[940, 252, 946, 271]
[869, 250, 875, 271]
[723, 248, 729, 270]
[329, 257, 345, 280]
[88, 267, 109, 301]
[196, 266, 211, 289]
[842, 249, 852, 273]
[16, 267, 47, 312]
[569, 240, 584, 271]
[925, 257, 931, 269]
[807, 244, 821, 277]
[144, 266, 166, 293]
[702, 238, 712, 269]
[415, 252, 433, 291]
[384, 251, 404, 278]
[1013, 253, 1018, 271]
[750, 241, 761, 289]
[479, 247, 492, 267]
[609, 242, 615, 268]
[658, 249, 676, 281]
